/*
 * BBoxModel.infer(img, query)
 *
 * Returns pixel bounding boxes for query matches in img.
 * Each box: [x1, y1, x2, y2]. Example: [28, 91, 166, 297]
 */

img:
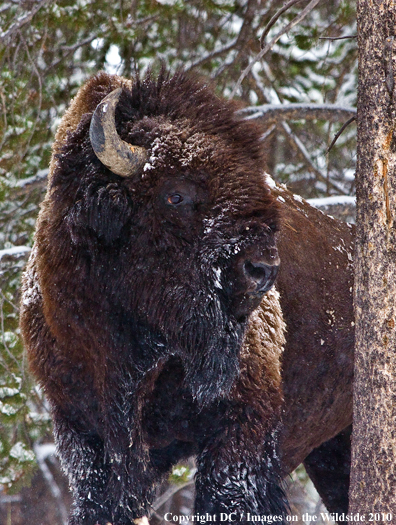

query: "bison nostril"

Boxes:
[243, 260, 279, 293]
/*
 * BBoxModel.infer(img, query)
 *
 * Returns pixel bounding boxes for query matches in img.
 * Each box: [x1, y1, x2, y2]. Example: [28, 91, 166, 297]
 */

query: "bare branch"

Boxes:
[327, 116, 356, 153]
[60, 34, 99, 53]
[260, 123, 277, 141]
[230, 0, 322, 99]
[151, 480, 195, 512]
[251, 66, 271, 103]
[0, 88, 8, 152]
[319, 35, 357, 40]
[260, 0, 305, 48]
[0, 0, 53, 44]
[240, 103, 356, 123]
[48, 33, 99, 71]
[278, 120, 348, 195]
[185, 37, 238, 71]
[19, 32, 44, 162]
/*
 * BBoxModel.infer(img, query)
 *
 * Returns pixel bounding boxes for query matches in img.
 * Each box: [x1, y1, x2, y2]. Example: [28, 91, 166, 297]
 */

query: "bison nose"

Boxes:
[243, 259, 279, 294]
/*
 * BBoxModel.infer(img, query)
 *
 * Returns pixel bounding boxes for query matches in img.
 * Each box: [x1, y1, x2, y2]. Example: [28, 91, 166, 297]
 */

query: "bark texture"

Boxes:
[350, 0, 396, 512]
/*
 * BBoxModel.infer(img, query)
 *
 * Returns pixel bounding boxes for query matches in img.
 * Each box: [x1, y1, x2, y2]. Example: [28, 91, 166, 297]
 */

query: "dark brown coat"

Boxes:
[20, 71, 288, 525]
[20, 70, 355, 524]
[276, 185, 354, 473]
[275, 183, 354, 513]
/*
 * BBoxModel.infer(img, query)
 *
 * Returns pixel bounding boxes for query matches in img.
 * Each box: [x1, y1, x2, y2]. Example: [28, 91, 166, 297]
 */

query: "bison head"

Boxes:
[41, 69, 280, 405]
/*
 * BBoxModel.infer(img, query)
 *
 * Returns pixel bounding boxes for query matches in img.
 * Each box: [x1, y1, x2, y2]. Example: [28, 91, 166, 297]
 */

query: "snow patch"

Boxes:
[34, 443, 57, 462]
[22, 270, 41, 308]
[213, 267, 222, 289]
[10, 442, 35, 463]
[143, 137, 163, 173]
[0, 387, 19, 398]
[0, 401, 18, 416]
[21, 245, 42, 308]
[307, 196, 356, 208]
[293, 194, 304, 204]
[264, 173, 276, 189]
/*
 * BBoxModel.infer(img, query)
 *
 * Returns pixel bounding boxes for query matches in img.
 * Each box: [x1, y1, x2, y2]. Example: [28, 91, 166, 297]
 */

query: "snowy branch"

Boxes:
[0, 246, 31, 263]
[308, 195, 356, 207]
[248, 69, 351, 193]
[13, 169, 48, 197]
[0, 0, 53, 44]
[308, 195, 356, 223]
[240, 103, 357, 124]
[0, 494, 21, 503]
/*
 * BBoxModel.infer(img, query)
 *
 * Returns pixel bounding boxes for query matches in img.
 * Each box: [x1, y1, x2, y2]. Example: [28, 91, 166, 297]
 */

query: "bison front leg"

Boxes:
[194, 381, 286, 521]
[52, 409, 115, 525]
[193, 305, 288, 523]
[194, 406, 287, 524]
[53, 408, 158, 525]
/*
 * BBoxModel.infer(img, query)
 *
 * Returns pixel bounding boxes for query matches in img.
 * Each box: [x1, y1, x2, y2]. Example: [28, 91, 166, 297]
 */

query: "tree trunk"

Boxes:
[350, 0, 396, 512]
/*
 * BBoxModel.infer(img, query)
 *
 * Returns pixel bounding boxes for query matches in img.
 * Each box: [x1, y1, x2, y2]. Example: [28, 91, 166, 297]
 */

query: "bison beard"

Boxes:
[20, 70, 288, 525]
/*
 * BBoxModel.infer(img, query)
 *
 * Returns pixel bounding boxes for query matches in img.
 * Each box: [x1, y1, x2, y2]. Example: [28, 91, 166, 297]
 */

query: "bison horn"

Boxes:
[89, 88, 147, 177]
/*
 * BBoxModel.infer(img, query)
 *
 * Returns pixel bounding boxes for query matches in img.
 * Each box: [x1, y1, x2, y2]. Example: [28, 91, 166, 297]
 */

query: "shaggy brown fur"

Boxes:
[274, 180, 354, 515]
[275, 183, 354, 472]
[21, 69, 356, 523]
[20, 70, 287, 525]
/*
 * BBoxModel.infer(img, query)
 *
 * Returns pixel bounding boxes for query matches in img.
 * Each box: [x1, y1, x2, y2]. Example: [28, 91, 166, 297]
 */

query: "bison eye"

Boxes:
[167, 193, 184, 205]
[159, 179, 206, 218]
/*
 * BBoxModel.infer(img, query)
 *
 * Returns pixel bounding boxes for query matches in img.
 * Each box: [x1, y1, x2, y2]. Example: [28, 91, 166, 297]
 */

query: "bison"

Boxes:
[20, 69, 354, 525]
[274, 182, 354, 515]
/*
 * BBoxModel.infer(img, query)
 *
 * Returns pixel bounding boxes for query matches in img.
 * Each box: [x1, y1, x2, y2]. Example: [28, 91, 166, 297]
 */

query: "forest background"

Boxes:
[0, 0, 356, 522]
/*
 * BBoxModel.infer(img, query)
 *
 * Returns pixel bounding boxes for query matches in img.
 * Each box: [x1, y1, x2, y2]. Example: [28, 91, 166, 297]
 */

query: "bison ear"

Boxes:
[89, 88, 147, 177]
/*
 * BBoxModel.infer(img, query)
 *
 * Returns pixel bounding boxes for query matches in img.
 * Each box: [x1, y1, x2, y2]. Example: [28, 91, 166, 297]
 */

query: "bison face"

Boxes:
[47, 72, 280, 405]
